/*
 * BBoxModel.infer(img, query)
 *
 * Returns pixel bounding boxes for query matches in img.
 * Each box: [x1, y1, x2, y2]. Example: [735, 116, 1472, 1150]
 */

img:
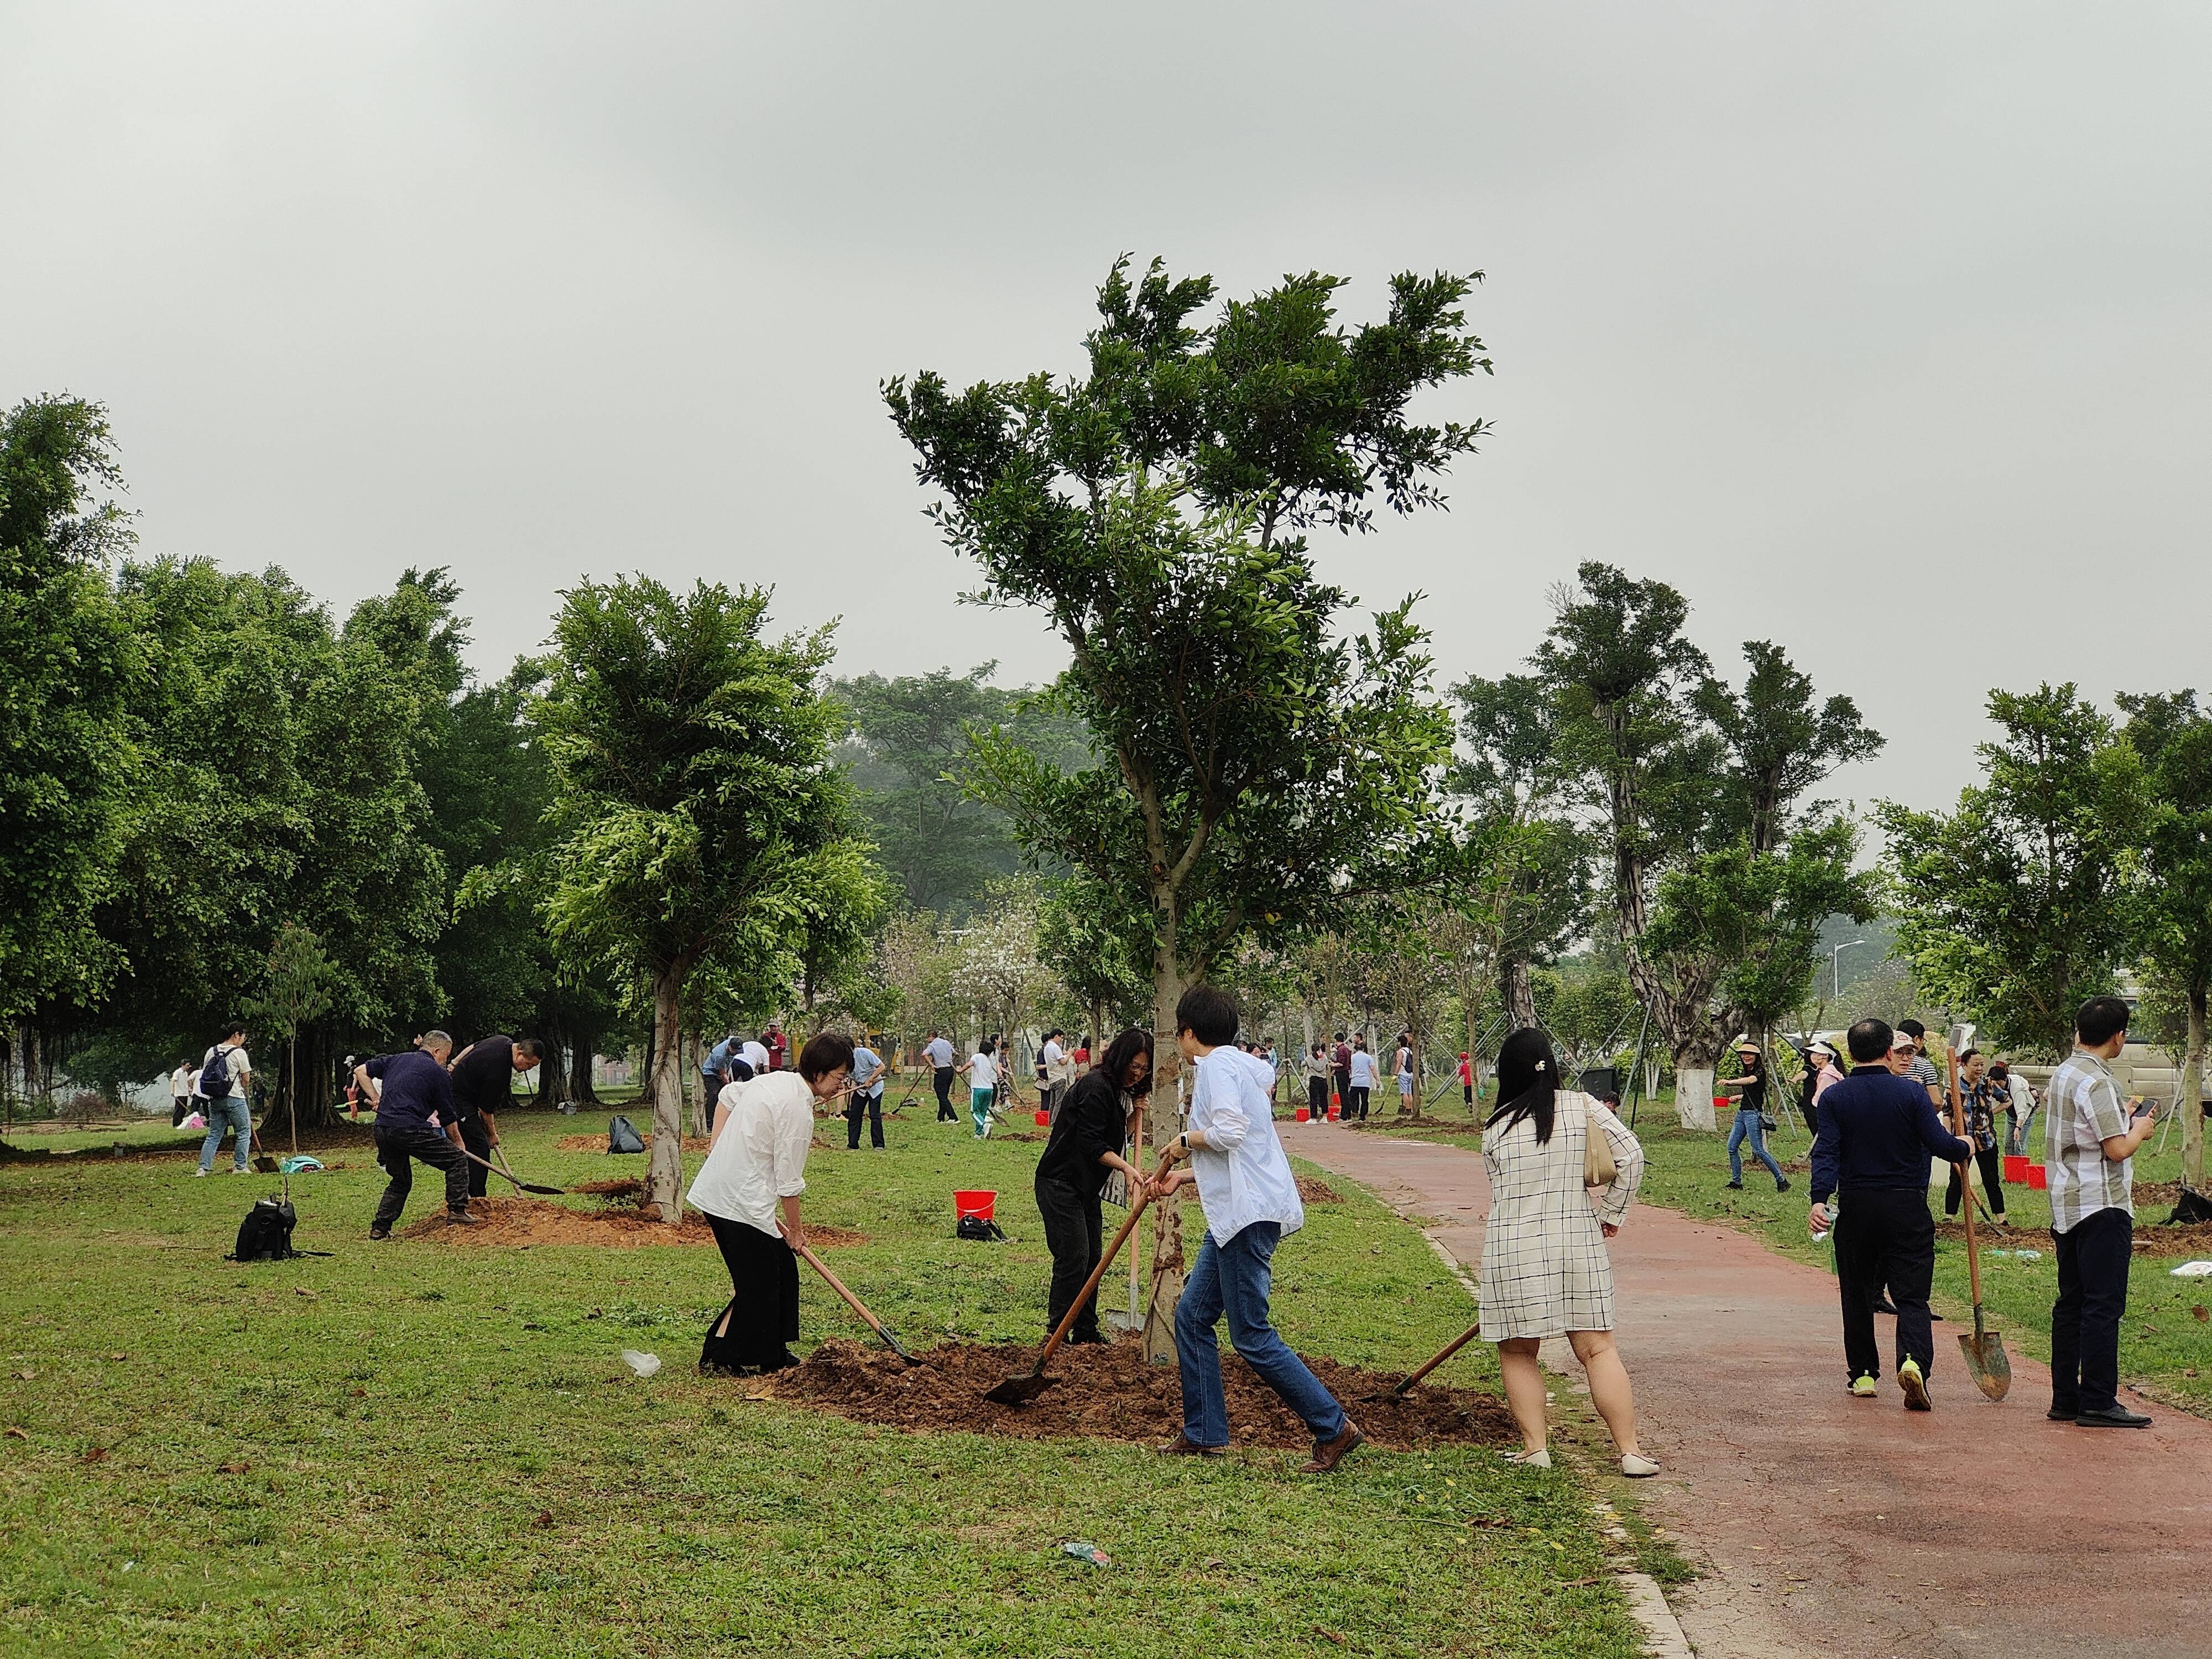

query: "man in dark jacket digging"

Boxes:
[446, 1034, 542, 1198]
[1808, 1017, 1971, 1410]
[356, 1032, 475, 1238]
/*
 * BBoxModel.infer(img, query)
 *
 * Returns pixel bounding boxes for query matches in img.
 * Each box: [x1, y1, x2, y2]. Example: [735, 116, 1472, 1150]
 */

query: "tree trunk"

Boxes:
[534, 1025, 569, 1105]
[1142, 886, 1187, 1363]
[1503, 958, 1537, 1031]
[2184, 985, 2206, 1192]
[644, 967, 687, 1223]
[571, 1029, 600, 1104]
[1673, 1029, 1724, 1132]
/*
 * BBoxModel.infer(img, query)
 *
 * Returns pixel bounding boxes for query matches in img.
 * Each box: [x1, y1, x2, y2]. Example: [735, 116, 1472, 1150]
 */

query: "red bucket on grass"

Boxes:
[954, 1190, 997, 1223]
[2003, 1154, 2028, 1185]
[2026, 1164, 2047, 1191]
[1295, 1107, 1311, 1122]
[1034, 1109, 1050, 1126]
[1328, 1104, 1340, 1121]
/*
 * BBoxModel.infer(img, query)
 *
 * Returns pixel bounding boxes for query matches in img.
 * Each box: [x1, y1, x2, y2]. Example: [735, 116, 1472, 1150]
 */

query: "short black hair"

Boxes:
[1846, 1018, 1893, 1064]
[1958, 1047, 1980, 1065]
[1897, 1018, 1926, 1040]
[513, 1037, 543, 1062]
[1175, 984, 1238, 1046]
[1333, 1030, 1346, 1041]
[220, 1021, 246, 1040]
[2076, 995, 2131, 1047]
[796, 1032, 855, 1083]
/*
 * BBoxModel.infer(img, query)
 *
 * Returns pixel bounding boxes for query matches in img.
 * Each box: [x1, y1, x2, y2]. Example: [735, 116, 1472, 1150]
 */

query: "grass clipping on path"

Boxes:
[398, 1196, 868, 1250]
[760, 1335, 1515, 1449]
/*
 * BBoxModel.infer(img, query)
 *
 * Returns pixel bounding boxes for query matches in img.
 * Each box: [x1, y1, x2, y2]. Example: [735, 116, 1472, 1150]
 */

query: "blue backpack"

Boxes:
[198, 1047, 235, 1100]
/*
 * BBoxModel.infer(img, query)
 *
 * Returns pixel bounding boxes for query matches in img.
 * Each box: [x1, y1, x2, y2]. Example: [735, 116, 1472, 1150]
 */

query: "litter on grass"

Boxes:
[1061, 1542, 1113, 1567]
[2171, 1261, 2212, 1277]
[621, 1349, 662, 1378]
[754, 1336, 1516, 1450]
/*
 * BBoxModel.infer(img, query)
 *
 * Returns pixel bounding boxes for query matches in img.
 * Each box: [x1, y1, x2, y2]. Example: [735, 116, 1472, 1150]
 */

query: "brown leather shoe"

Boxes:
[1302, 1418, 1364, 1473]
[1155, 1431, 1226, 1458]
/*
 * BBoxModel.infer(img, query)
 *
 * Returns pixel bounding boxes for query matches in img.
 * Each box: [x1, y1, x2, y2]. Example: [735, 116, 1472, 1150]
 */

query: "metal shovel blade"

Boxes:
[984, 1370, 1059, 1407]
[1960, 1313, 2012, 1401]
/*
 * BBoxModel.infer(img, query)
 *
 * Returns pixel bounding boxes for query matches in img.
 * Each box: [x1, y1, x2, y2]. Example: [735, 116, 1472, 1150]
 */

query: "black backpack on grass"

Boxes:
[956, 1214, 1006, 1243]
[231, 1197, 298, 1261]
[607, 1115, 646, 1154]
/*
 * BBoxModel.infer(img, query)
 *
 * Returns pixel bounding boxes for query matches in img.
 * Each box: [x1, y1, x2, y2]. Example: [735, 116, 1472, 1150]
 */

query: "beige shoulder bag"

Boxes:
[1580, 1093, 1619, 1189]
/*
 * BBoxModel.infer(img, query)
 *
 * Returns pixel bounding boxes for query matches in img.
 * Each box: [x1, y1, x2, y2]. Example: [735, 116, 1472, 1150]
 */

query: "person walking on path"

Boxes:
[1808, 1017, 1971, 1408]
[1156, 986, 1362, 1472]
[923, 1030, 957, 1121]
[688, 1034, 853, 1375]
[1720, 1038, 1790, 1192]
[1942, 1048, 2008, 1223]
[356, 1032, 474, 1237]
[1303, 1043, 1331, 1121]
[958, 1039, 999, 1138]
[844, 1039, 886, 1150]
[1033, 1029, 1155, 1345]
[446, 1034, 540, 1198]
[2046, 996, 2159, 1429]
[193, 1024, 255, 1176]
[1345, 1037, 1376, 1122]
[1477, 1025, 1655, 1477]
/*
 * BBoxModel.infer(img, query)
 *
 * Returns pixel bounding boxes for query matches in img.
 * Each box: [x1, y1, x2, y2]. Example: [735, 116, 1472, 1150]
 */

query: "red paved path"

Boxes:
[1292, 1121, 2212, 1659]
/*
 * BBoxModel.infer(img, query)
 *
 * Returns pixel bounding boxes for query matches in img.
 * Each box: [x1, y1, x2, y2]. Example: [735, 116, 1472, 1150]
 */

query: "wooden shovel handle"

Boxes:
[792, 1241, 892, 1337]
[1397, 1318, 1484, 1394]
[1031, 1153, 1181, 1374]
[1947, 1052, 1986, 1309]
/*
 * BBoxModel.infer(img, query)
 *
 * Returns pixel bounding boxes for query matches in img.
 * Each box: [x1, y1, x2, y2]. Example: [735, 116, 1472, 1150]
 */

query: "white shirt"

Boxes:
[925, 1037, 954, 1068]
[1348, 1049, 1377, 1088]
[1042, 1039, 1065, 1069]
[740, 1040, 770, 1074]
[686, 1072, 815, 1237]
[968, 1051, 997, 1089]
[1185, 1046, 1304, 1245]
[170, 1064, 194, 1097]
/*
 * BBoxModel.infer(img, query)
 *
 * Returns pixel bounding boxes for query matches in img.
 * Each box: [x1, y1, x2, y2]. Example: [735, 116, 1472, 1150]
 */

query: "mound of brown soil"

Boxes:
[2135, 1222, 2212, 1255]
[1295, 1175, 1343, 1203]
[555, 1133, 712, 1153]
[398, 1196, 868, 1250]
[1936, 1218, 2212, 1255]
[757, 1337, 1514, 1450]
[1349, 1114, 1472, 1133]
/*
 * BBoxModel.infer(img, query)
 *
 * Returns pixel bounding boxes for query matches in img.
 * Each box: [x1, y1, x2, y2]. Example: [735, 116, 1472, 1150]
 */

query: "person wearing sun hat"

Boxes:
[1802, 1039, 1842, 1138]
[1718, 1036, 1788, 1192]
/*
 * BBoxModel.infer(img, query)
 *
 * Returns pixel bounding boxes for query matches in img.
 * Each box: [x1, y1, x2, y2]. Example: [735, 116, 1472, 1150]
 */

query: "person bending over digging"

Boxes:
[1155, 986, 1362, 1473]
[1033, 1027, 1155, 1345]
[356, 1031, 474, 1238]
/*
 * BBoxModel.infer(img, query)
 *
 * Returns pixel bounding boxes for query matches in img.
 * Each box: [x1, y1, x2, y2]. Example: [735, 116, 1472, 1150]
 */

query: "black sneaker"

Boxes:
[2074, 1405, 2152, 1429]
[1873, 1297, 1900, 1316]
[1725, 1180, 1744, 1190]
[1776, 1178, 1792, 1193]
[2046, 1406, 2077, 1421]
[368, 1227, 390, 1241]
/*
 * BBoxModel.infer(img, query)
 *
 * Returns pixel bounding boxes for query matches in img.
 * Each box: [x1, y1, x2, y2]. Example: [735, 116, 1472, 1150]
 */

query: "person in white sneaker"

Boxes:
[194, 1024, 254, 1176]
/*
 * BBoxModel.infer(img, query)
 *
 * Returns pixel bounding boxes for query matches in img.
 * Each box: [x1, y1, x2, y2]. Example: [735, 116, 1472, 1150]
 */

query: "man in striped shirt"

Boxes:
[2044, 995, 2161, 1429]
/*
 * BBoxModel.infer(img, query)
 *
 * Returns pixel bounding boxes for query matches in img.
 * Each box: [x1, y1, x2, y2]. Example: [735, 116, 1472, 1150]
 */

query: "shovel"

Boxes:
[987, 1153, 1172, 1406]
[792, 1240, 919, 1364]
[460, 1147, 565, 1196]
[1365, 1317, 1483, 1401]
[1945, 1024, 2011, 1401]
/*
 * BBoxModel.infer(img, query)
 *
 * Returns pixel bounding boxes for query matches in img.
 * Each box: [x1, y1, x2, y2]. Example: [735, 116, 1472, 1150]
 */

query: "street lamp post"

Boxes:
[1831, 938, 1866, 1001]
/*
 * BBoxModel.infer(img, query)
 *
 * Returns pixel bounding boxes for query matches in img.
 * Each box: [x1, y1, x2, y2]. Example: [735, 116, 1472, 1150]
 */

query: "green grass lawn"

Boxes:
[0, 1107, 1648, 1658]
[1345, 1098, 2212, 1416]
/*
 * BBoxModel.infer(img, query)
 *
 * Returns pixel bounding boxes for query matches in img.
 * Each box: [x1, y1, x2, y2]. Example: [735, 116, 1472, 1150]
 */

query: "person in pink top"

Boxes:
[1804, 1040, 1843, 1138]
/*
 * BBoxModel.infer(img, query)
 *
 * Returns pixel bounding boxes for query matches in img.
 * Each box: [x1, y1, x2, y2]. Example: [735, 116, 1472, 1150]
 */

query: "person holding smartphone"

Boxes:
[2044, 996, 2159, 1428]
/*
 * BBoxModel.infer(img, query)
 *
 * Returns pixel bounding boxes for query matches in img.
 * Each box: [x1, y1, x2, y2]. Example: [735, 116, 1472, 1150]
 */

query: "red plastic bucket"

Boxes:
[1295, 1107, 1311, 1122]
[2026, 1164, 2047, 1191]
[2002, 1154, 2028, 1185]
[953, 1190, 996, 1222]
[1713, 1094, 1730, 1109]
[1034, 1109, 1050, 1126]
[1328, 1104, 1340, 1121]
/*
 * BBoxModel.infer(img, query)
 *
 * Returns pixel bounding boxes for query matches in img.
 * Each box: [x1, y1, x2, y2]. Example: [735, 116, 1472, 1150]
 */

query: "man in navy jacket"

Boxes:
[1809, 1017, 1972, 1410]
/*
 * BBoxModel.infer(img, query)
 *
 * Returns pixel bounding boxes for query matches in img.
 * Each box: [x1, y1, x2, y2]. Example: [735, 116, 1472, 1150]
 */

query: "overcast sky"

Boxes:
[5, 2, 2208, 812]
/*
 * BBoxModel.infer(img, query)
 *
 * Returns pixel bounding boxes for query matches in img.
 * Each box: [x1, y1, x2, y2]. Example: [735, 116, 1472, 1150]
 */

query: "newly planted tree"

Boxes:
[533, 578, 874, 1221]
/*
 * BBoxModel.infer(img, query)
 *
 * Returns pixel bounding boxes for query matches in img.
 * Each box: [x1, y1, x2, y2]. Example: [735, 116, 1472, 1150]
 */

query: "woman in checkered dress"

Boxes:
[1478, 1026, 1655, 1477]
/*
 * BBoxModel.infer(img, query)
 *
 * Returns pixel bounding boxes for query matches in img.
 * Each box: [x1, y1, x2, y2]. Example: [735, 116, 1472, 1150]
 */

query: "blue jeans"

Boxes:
[198, 1096, 252, 1172]
[1173, 1221, 1345, 1448]
[1728, 1108, 1784, 1183]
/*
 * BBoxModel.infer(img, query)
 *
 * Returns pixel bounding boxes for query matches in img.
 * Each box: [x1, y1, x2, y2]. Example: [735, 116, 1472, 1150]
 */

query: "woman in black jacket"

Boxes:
[1031, 1028, 1155, 1344]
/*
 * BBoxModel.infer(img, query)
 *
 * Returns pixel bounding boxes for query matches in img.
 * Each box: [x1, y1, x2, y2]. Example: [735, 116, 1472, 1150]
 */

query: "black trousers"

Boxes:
[458, 1114, 493, 1198]
[1332, 1069, 1350, 1112]
[1346, 1085, 1371, 1121]
[1943, 1146, 2006, 1217]
[372, 1128, 472, 1231]
[933, 1066, 956, 1120]
[701, 1212, 801, 1373]
[1833, 1186, 1936, 1381]
[845, 1089, 884, 1149]
[1034, 1173, 1105, 1342]
[2051, 1207, 2131, 1415]
[1307, 1076, 1329, 1116]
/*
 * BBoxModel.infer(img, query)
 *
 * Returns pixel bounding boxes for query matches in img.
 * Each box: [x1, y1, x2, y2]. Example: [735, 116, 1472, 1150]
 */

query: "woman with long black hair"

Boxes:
[1031, 1029, 1155, 1343]
[1478, 1026, 1655, 1477]
[687, 1032, 854, 1374]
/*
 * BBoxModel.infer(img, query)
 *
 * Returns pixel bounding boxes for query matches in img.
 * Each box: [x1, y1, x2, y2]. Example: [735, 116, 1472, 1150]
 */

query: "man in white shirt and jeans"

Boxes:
[1156, 985, 1362, 1473]
[2046, 995, 2159, 1429]
[194, 1023, 254, 1175]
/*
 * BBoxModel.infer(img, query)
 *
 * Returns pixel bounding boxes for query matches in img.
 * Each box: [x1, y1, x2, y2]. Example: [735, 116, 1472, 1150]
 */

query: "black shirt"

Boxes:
[448, 1036, 515, 1121]
[1035, 1069, 1126, 1198]
[1809, 1065, 1973, 1204]
[366, 1050, 456, 1137]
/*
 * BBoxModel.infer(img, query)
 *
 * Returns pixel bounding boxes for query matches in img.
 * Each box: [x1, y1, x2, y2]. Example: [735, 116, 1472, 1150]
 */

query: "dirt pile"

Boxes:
[1935, 1218, 2212, 1255]
[555, 1133, 712, 1154]
[1295, 1176, 1343, 1203]
[399, 1196, 868, 1250]
[757, 1337, 1515, 1449]
[1348, 1114, 1473, 1133]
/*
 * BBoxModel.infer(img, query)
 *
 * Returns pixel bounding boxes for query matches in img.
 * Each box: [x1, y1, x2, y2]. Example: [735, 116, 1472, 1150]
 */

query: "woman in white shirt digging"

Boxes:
[688, 1032, 853, 1375]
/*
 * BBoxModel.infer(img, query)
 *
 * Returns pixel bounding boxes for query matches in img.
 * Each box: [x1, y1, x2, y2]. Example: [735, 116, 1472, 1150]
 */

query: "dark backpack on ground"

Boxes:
[607, 1115, 646, 1154]
[232, 1198, 297, 1261]
[956, 1214, 1006, 1243]
[197, 1047, 234, 1101]
[2172, 1187, 2212, 1226]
